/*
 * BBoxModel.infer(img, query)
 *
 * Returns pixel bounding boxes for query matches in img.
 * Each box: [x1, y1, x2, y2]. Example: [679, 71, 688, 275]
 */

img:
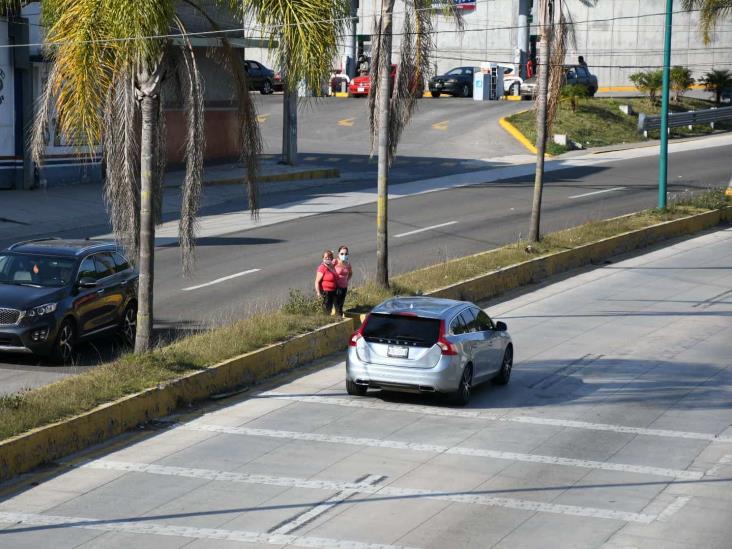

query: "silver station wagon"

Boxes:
[346, 297, 513, 405]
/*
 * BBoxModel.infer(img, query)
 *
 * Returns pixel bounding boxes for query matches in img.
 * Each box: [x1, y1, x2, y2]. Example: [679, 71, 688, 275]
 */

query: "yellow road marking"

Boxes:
[338, 118, 356, 127]
[432, 120, 449, 131]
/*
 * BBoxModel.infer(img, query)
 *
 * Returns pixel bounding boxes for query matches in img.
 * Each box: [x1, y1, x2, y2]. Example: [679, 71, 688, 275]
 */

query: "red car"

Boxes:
[348, 65, 397, 97]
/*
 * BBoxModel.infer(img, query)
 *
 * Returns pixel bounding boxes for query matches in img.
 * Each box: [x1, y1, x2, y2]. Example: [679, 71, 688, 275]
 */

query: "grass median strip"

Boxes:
[0, 190, 728, 444]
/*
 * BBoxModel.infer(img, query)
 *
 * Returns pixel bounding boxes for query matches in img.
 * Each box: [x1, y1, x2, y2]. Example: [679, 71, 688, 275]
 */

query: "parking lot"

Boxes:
[1, 227, 730, 548]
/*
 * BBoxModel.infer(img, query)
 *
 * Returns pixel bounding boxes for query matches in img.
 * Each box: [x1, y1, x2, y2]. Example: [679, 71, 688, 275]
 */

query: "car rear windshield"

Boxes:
[362, 314, 441, 347]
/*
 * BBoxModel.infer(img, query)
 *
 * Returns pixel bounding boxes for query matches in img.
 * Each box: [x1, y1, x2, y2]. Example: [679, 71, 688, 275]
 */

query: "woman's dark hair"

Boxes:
[338, 245, 349, 254]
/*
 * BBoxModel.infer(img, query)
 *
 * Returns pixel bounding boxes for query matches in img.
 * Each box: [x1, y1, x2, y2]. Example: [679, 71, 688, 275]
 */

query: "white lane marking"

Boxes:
[705, 454, 732, 477]
[656, 497, 691, 522]
[183, 423, 703, 480]
[568, 187, 626, 199]
[259, 392, 732, 443]
[271, 474, 384, 535]
[181, 269, 260, 291]
[0, 511, 418, 549]
[82, 460, 657, 523]
[394, 221, 458, 238]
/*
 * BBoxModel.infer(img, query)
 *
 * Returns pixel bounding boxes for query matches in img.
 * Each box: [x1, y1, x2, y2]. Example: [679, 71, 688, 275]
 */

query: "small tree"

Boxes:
[670, 66, 695, 103]
[630, 70, 664, 105]
[701, 69, 732, 105]
[561, 84, 590, 113]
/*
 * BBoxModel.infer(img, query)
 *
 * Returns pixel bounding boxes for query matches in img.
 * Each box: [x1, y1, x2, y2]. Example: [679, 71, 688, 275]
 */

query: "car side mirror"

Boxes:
[495, 321, 507, 332]
[78, 277, 97, 289]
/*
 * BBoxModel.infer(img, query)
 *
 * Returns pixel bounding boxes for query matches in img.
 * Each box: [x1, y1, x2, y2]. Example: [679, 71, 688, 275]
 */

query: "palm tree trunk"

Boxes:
[135, 92, 159, 353]
[282, 47, 298, 165]
[376, 0, 394, 288]
[528, 0, 551, 243]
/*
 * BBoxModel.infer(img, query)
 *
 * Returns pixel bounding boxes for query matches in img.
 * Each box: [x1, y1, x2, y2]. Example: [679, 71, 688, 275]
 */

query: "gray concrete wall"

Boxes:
[353, 0, 732, 87]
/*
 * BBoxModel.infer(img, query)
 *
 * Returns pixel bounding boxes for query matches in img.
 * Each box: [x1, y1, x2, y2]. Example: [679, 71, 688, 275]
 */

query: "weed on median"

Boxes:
[0, 191, 727, 441]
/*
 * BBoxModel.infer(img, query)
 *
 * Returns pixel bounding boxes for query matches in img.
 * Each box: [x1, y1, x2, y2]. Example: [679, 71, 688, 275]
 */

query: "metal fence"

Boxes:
[638, 106, 732, 134]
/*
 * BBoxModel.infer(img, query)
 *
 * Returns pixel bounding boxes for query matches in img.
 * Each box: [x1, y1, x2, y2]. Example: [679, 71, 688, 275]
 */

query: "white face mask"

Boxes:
[339, 254, 349, 262]
[323, 258, 333, 266]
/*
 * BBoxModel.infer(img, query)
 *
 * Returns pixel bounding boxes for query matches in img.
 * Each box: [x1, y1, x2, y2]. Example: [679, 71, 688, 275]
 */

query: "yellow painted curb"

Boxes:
[503, 95, 524, 101]
[499, 115, 540, 156]
[334, 92, 349, 98]
[726, 186, 732, 197]
[0, 320, 353, 482]
[425, 207, 732, 303]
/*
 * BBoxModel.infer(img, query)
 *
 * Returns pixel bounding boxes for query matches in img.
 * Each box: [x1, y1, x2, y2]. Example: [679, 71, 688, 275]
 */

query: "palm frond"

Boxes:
[682, 0, 732, 44]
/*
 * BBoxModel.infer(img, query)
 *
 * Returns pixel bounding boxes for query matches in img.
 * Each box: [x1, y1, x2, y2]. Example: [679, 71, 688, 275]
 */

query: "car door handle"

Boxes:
[96, 288, 105, 295]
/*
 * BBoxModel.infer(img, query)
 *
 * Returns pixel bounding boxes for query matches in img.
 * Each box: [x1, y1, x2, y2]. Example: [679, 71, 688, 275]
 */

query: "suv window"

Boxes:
[94, 253, 116, 280]
[362, 314, 441, 347]
[461, 309, 478, 333]
[112, 252, 130, 272]
[450, 313, 468, 335]
[576, 66, 590, 78]
[78, 256, 97, 281]
[473, 309, 494, 331]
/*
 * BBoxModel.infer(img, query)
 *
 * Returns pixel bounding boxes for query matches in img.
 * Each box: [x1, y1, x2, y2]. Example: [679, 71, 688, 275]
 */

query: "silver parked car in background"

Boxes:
[346, 297, 513, 405]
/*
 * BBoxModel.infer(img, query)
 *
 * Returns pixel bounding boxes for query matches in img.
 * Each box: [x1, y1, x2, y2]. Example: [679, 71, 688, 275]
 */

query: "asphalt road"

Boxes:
[1, 227, 729, 548]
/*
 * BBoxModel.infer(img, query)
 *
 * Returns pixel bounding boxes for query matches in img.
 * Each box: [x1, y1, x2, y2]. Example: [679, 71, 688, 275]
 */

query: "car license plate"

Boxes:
[357, 87, 365, 92]
[387, 345, 409, 359]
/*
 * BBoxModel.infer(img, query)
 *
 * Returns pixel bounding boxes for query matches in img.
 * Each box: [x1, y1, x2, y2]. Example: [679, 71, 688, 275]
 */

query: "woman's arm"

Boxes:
[315, 271, 324, 295]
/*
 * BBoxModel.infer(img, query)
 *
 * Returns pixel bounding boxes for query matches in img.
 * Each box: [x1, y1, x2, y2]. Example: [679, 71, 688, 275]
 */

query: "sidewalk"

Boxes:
[0, 159, 340, 245]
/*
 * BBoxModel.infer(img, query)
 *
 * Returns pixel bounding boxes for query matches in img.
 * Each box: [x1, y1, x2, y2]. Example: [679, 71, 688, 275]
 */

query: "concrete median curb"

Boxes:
[164, 168, 340, 189]
[0, 320, 353, 482]
[426, 207, 731, 303]
[499, 114, 542, 156]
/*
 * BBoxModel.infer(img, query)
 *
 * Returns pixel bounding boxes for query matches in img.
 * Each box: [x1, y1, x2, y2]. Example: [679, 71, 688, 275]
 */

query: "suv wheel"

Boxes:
[346, 379, 367, 396]
[494, 346, 513, 385]
[261, 80, 273, 95]
[120, 303, 137, 347]
[461, 84, 471, 98]
[451, 364, 472, 406]
[52, 319, 76, 365]
[430, 91, 441, 98]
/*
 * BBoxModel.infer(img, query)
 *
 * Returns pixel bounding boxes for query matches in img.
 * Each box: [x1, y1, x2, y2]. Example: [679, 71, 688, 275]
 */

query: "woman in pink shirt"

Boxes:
[315, 249, 338, 314]
[333, 245, 353, 316]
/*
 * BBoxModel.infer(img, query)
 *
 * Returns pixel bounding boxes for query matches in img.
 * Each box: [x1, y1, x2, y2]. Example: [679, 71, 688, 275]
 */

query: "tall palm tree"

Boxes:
[369, 0, 462, 288]
[528, 0, 596, 243]
[32, 0, 345, 353]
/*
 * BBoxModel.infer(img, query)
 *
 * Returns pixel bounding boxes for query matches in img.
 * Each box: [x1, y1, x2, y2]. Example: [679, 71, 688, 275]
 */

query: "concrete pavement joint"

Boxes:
[0, 511, 419, 549]
[258, 392, 732, 444]
[181, 423, 704, 480]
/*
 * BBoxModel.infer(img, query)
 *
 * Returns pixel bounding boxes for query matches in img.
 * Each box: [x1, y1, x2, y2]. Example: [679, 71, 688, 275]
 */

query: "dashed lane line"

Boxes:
[181, 269, 260, 291]
[182, 424, 704, 480]
[81, 460, 661, 524]
[258, 392, 732, 444]
[394, 221, 458, 238]
[655, 497, 691, 522]
[0, 511, 417, 549]
[568, 187, 626, 199]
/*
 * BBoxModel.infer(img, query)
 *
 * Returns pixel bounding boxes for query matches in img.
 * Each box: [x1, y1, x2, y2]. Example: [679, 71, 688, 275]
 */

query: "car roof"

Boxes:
[5, 238, 118, 258]
[371, 296, 472, 320]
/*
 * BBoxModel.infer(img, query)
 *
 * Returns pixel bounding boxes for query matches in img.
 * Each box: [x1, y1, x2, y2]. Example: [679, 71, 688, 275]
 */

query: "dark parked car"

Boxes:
[428, 66, 479, 98]
[245, 60, 276, 94]
[521, 64, 599, 97]
[0, 239, 138, 363]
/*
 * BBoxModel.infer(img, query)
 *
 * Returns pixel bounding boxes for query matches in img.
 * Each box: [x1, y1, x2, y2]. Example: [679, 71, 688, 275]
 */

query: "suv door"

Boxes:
[472, 308, 502, 376]
[247, 61, 263, 89]
[449, 310, 473, 367]
[74, 255, 108, 334]
[94, 252, 126, 327]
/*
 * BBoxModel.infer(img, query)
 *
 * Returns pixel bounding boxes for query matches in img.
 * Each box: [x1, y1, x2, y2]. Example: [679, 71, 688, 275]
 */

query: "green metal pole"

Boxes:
[658, 0, 673, 210]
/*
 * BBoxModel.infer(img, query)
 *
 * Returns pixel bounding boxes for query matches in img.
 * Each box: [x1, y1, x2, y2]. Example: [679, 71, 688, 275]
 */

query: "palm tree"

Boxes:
[701, 69, 732, 105]
[528, 0, 596, 243]
[369, 0, 462, 288]
[682, 0, 732, 43]
[32, 0, 345, 353]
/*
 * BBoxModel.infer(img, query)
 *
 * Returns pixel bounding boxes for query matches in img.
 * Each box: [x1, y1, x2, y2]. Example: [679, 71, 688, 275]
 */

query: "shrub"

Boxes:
[671, 66, 695, 103]
[561, 84, 590, 113]
[282, 288, 322, 315]
[630, 70, 664, 105]
[701, 69, 732, 105]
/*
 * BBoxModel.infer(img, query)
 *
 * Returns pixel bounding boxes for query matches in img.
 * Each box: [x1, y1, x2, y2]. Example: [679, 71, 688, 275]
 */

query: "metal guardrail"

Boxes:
[638, 105, 732, 133]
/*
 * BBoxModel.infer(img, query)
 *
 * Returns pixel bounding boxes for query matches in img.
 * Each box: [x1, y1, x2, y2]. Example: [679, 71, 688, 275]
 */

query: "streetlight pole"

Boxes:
[658, 0, 673, 209]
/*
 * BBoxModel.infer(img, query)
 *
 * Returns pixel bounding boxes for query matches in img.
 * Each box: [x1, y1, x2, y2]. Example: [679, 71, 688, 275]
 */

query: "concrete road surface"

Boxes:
[1, 227, 730, 548]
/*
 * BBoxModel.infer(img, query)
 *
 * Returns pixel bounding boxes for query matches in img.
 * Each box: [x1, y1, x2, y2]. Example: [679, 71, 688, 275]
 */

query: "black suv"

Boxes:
[0, 239, 138, 363]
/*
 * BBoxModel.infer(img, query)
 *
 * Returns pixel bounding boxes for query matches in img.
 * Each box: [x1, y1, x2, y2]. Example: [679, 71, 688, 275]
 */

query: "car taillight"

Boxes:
[437, 320, 458, 355]
[349, 315, 370, 347]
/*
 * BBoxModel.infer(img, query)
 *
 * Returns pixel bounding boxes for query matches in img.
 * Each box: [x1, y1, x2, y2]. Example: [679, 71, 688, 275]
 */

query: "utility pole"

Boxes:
[517, 0, 531, 79]
[281, 48, 297, 166]
[658, 0, 673, 210]
[348, 0, 358, 78]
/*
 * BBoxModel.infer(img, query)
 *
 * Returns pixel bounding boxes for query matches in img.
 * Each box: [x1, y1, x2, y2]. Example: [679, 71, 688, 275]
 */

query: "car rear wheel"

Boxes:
[52, 319, 76, 365]
[508, 83, 519, 96]
[451, 364, 473, 406]
[261, 80, 273, 95]
[461, 84, 471, 98]
[494, 346, 513, 385]
[346, 378, 367, 396]
[430, 91, 441, 98]
[120, 302, 137, 347]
